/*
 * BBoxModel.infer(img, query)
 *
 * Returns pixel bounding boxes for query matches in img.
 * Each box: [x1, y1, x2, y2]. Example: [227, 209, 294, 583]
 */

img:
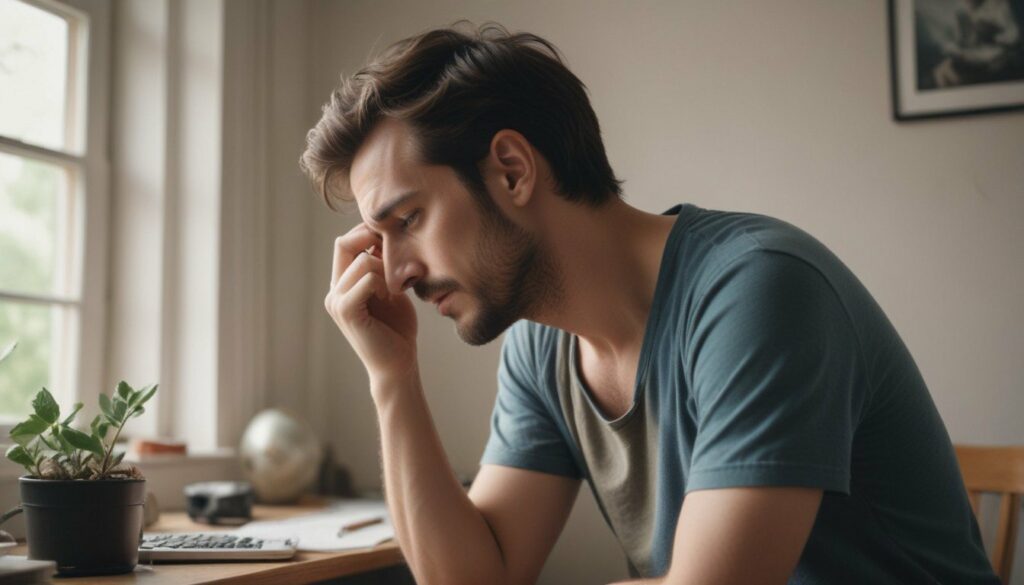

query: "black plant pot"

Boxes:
[20, 477, 146, 576]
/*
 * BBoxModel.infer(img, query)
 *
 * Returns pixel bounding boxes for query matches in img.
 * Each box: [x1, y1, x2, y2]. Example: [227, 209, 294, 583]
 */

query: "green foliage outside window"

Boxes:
[0, 155, 60, 418]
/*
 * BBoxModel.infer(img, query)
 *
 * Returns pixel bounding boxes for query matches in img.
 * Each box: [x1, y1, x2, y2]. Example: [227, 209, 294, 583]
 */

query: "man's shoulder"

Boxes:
[674, 207, 845, 297]
[683, 207, 828, 263]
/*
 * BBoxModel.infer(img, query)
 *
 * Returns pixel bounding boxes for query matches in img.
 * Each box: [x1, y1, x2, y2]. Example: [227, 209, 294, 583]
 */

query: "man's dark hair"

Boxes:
[299, 21, 623, 210]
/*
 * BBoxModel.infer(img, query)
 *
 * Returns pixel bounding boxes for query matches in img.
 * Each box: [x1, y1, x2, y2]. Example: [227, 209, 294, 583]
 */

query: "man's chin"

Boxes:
[453, 308, 515, 347]
[454, 321, 500, 347]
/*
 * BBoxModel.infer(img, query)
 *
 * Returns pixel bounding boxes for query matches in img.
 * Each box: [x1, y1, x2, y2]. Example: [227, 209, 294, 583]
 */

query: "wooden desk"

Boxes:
[11, 500, 409, 584]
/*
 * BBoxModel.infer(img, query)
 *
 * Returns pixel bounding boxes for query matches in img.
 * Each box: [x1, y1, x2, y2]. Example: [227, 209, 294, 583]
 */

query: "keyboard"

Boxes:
[139, 533, 298, 561]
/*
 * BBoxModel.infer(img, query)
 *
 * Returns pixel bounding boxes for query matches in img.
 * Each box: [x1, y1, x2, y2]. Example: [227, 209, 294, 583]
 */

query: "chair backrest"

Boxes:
[955, 445, 1024, 584]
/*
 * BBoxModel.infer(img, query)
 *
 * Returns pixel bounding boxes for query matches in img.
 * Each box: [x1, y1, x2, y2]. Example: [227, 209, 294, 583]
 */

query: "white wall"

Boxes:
[299, 1, 1024, 583]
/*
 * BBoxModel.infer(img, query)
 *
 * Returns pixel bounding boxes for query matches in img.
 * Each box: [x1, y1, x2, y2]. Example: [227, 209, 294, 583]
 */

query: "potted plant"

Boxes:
[1, 351, 158, 576]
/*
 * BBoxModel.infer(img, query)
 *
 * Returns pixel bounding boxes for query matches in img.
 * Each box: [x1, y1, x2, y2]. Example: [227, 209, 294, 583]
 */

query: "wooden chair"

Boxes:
[955, 445, 1024, 583]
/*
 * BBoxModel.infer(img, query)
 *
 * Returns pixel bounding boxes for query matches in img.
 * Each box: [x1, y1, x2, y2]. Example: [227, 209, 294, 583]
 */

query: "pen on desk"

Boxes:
[337, 516, 384, 537]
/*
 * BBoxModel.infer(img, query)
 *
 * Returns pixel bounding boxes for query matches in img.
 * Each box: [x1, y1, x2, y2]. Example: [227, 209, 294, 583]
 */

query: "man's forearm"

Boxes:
[373, 374, 507, 585]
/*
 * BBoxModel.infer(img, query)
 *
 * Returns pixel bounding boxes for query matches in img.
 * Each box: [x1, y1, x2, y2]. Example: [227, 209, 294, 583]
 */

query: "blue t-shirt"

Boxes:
[481, 204, 997, 583]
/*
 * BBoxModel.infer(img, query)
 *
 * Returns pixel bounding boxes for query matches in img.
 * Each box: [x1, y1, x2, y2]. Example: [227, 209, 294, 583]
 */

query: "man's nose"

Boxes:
[383, 244, 423, 295]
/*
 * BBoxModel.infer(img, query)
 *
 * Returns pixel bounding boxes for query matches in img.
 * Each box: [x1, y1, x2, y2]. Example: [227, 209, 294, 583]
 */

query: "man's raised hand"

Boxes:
[325, 223, 418, 385]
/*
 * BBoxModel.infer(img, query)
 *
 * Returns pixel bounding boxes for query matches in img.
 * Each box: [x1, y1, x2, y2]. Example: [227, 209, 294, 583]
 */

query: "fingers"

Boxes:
[326, 270, 388, 323]
[342, 271, 389, 318]
[331, 224, 382, 288]
[325, 238, 387, 326]
[334, 248, 384, 295]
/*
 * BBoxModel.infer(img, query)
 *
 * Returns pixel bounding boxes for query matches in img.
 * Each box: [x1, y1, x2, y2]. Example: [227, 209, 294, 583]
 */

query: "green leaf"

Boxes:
[53, 429, 75, 455]
[131, 406, 145, 418]
[0, 341, 15, 364]
[131, 384, 158, 408]
[111, 450, 126, 468]
[61, 426, 105, 458]
[116, 381, 133, 401]
[39, 434, 59, 451]
[55, 428, 78, 461]
[113, 400, 127, 421]
[6, 444, 34, 469]
[99, 393, 113, 418]
[61, 402, 84, 426]
[10, 415, 49, 445]
[32, 388, 60, 424]
[90, 415, 109, 441]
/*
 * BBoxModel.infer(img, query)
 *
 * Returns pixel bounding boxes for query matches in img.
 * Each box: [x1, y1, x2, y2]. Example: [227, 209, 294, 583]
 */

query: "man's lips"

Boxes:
[433, 291, 452, 306]
[415, 282, 459, 313]
[433, 291, 455, 315]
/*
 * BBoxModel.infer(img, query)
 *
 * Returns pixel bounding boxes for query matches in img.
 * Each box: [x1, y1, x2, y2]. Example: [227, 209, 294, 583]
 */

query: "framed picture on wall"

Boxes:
[889, 0, 1024, 120]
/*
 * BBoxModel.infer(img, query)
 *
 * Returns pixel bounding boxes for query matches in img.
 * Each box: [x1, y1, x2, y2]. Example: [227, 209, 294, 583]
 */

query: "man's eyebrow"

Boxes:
[370, 190, 419, 223]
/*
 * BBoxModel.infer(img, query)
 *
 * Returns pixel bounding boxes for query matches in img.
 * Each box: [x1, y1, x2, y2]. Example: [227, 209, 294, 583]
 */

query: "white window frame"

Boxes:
[3, 0, 304, 460]
[0, 1, 289, 509]
[0, 0, 110, 438]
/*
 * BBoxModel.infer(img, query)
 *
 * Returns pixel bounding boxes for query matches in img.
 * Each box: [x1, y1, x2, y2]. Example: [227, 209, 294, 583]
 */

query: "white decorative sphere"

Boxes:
[239, 409, 323, 504]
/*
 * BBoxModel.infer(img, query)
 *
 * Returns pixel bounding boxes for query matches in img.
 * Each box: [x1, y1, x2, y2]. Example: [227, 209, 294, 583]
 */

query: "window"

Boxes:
[0, 0, 105, 426]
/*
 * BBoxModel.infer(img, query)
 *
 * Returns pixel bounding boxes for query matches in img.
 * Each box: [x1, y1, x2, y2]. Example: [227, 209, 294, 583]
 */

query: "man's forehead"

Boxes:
[349, 119, 421, 221]
[353, 179, 423, 228]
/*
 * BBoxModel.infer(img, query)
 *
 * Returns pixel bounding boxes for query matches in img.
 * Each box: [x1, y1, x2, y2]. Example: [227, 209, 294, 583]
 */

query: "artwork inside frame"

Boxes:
[889, 0, 1024, 120]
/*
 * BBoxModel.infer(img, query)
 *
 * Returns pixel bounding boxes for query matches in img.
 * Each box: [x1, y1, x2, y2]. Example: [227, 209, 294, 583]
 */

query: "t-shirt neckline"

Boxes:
[568, 203, 699, 429]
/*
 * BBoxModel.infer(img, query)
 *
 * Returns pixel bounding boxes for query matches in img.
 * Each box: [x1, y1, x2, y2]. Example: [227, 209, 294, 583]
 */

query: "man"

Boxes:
[301, 22, 998, 585]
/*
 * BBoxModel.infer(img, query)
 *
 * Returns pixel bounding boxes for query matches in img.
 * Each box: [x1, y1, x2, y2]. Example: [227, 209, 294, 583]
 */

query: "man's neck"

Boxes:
[529, 197, 677, 359]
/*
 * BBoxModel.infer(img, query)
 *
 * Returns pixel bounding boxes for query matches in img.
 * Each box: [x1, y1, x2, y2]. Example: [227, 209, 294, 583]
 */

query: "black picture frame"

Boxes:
[889, 0, 1024, 121]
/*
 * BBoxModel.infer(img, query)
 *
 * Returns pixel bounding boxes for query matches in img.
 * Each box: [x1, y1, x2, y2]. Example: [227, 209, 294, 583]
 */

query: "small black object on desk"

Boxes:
[184, 481, 254, 525]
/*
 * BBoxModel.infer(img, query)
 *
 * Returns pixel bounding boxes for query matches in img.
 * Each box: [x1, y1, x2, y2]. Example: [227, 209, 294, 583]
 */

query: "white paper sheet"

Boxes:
[233, 499, 395, 552]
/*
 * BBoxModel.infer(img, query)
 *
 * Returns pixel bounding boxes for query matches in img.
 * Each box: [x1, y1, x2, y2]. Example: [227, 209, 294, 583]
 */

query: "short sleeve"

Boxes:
[685, 250, 866, 494]
[480, 323, 583, 479]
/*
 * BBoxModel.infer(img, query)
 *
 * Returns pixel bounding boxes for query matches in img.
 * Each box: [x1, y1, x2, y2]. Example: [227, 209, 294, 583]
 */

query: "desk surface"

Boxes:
[11, 499, 405, 585]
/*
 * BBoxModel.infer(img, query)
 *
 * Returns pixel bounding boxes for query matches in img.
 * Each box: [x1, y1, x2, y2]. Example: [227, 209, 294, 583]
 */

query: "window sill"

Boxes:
[124, 448, 237, 468]
[0, 447, 238, 479]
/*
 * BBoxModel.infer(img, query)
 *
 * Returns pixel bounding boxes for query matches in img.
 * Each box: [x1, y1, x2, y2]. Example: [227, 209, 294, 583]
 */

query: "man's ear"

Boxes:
[487, 129, 535, 208]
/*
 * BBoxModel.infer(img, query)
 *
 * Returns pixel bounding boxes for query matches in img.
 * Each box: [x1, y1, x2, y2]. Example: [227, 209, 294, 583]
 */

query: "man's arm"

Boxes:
[375, 374, 580, 585]
[611, 487, 822, 585]
[326, 225, 579, 585]
[469, 465, 581, 585]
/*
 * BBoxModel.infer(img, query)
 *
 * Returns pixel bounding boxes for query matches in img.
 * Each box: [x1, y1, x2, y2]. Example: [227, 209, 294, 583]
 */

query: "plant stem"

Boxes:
[29, 443, 42, 478]
[99, 417, 129, 477]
